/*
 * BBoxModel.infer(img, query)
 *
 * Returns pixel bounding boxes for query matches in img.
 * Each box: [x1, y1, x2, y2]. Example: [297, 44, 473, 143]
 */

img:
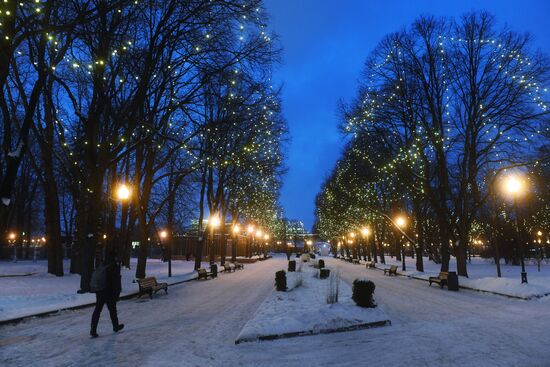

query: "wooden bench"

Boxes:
[383, 265, 398, 276]
[352, 258, 360, 265]
[234, 262, 244, 270]
[429, 272, 448, 288]
[365, 260, 376, 269]
[223, 263, 236, 273]
[197, 268, 214, 280]
[137, 277, 168, 299]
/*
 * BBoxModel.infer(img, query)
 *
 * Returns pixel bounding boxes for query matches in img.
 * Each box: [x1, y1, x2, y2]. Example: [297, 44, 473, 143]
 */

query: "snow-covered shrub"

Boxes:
[287, 272, 303, 290]
[288, 260, 296, 272]
[275, 270, 287, 291]
[326, 269, 340, 304]
[352, 278, 376, 308]
[300, 253, 310, 262]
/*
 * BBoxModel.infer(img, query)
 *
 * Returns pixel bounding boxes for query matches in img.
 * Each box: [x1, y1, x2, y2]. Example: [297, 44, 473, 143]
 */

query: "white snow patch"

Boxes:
[1, 198, 10, 206]
[0, 258, 203, 322]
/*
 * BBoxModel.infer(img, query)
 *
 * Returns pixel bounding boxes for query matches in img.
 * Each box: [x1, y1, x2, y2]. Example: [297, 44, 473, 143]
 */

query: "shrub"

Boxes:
[352, 279, 376, 308]
[318, 259, 325, 269]
[275, 270, 287, 291]
[288, 260, 296, 272]
[320, 268, 330, 279]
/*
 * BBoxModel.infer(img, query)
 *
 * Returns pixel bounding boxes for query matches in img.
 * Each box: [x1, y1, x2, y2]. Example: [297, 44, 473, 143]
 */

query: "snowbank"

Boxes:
[0, 258, 202, 322]
[375, 257, 550, 299]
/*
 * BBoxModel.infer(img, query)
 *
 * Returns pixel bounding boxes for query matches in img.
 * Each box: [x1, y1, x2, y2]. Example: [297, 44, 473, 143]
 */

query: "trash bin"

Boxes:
[211, 264, 218, 278]
[447, 271, 459, 291]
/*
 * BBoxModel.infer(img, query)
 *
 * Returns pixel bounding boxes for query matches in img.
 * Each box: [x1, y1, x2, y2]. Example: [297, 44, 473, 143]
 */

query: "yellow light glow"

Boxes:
[8, 232, 16, 240]
[233, 224, 241, 234]
[116, 184, 131, 201]
[537, 231, 542, 237]
[505, 176, 522, 194]
[395, 216, 407, 228]
[349, 232, 355, 238]
[247, 225, 255, 234]
[159, 230, 168, 239]
[255, 229, 263, 238]
[361, 227, 370, 236]
[264, 234, 270, 240]
[209, 215, 221, 228]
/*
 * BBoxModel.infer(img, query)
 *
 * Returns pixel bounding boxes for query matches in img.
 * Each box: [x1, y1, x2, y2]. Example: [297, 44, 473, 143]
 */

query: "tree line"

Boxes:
[0, 0, 287, 291]
[315, 12, 550, 277]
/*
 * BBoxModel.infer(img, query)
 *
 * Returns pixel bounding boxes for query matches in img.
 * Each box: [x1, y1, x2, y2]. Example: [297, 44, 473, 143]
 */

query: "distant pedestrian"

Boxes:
[90, 250, 124, 338]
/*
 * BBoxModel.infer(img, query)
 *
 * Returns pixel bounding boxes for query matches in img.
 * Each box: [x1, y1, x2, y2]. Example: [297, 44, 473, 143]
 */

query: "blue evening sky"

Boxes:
[264, 0, 550, 230]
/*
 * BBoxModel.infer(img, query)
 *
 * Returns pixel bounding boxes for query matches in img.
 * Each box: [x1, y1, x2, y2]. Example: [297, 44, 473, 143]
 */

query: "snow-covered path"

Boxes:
[1, 256, 549, 367]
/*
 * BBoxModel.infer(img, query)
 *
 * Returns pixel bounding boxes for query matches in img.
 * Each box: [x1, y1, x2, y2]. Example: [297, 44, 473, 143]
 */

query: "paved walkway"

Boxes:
[1, 256, 548, 367]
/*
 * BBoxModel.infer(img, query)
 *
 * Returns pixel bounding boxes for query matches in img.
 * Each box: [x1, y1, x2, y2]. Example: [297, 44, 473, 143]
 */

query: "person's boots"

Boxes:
[114, 324, 125, 332]
[90, 329, 99, 338]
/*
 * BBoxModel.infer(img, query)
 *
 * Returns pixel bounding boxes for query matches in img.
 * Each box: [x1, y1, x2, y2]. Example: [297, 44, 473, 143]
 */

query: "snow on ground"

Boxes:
[0, 258, 204, 322]
[1, 255, 549, 367]
[373, 256, 550, 299]
[237, 261, 388, 343]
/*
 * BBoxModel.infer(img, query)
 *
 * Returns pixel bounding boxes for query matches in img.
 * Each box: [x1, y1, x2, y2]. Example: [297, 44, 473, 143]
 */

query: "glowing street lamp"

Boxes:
[208, 214, 221, 264]
[501, 173, 528, 283]
[395, 216, 407, 228]
[116, 183, 131, 201]
[230, 224, 240, 262]
[361, 227, 372, 261]
[209, 215, 221, 229]
[159, 230, 171, 277]
[395, 215, 407, 271]
[8, 232, 17, 262]
[233, 224, 241, 234]
[246, 225, 255, 258]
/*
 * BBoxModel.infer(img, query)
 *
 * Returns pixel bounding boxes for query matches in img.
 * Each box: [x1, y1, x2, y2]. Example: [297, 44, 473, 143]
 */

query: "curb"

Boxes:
[235, 319, 391, 344]
[0, 275, 198, 326]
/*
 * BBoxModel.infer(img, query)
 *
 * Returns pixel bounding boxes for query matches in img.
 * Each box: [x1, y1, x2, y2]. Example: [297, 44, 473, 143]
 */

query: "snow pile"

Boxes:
[236, 265, 389, 343]
[376, 257, 550, 299]
[0, 258, 203, 322]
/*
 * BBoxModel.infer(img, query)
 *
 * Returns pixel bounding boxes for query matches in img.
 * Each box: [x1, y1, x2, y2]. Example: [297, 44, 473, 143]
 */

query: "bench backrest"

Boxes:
[137, 277, 157, 288]
[439, 271, 448, 279]
[197, 268, 207, 275]
[390, 265, 398, 271]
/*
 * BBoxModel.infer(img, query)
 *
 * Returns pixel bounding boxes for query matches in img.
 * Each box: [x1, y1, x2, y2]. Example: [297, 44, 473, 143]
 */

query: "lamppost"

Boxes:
[8, 232, 17, 262]
[232, 224, 240, 262]
[114, 183, 131, 259]
[247, 225, 255, 258]
[209, 214, 221, 265]
[395, 216, 407, 271]
[502, 174, 528, 283]
[536, 230, 543, 272]
[255, 229, 263, 257]
[159, 230, 171, 277]
[349, 232, 356, 259]
[361, 227, 371, 261]
[264, 233, 271, 257]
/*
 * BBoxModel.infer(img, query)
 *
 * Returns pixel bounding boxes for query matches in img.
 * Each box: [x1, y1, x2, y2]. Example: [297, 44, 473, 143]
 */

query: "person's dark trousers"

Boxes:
[91, 292, 119, 333]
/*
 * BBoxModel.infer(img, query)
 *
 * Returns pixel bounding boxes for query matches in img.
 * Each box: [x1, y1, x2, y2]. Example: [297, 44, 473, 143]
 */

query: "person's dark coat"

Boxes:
[90, 257, 123, 335]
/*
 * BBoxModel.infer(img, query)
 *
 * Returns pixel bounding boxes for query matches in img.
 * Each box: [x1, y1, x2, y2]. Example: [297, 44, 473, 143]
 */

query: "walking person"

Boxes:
[90, 250, 124, 338]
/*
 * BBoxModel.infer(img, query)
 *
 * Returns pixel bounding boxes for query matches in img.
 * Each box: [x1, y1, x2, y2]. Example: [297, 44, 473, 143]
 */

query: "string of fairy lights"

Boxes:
[1, 0, 285, 235]
[316, 20, 550, 242]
